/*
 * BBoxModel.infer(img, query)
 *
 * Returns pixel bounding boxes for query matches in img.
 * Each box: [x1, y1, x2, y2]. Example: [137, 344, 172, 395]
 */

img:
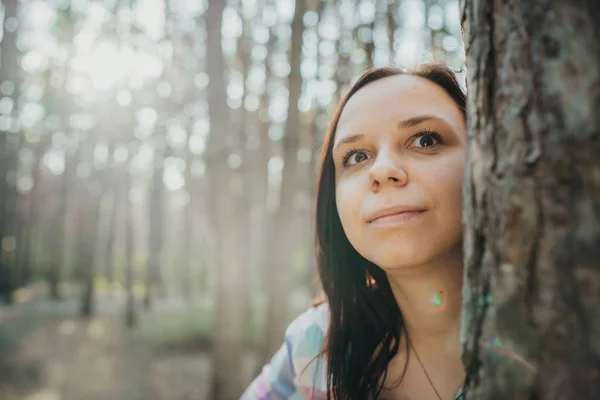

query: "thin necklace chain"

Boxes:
[409, 340, 444, 400]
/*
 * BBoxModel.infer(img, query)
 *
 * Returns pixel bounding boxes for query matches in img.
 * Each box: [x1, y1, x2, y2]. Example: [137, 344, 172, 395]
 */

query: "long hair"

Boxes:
[314, 64, 466, 399]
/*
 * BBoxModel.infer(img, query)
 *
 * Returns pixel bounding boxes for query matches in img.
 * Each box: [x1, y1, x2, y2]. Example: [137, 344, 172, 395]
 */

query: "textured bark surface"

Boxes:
[460, 0, 600, 398]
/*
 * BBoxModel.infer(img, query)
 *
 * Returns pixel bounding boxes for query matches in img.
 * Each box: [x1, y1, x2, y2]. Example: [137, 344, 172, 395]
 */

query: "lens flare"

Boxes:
[428, 289, 446, 310]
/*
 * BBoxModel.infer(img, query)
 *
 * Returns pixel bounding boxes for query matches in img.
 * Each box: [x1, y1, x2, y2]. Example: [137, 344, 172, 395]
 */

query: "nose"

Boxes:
[369, 149, 408, 191]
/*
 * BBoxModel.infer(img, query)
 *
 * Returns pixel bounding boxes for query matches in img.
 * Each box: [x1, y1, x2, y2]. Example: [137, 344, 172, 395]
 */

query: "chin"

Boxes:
[371, 239, 463, 271]
[375, 253, 433, 271]
[366, 245, 435, 271]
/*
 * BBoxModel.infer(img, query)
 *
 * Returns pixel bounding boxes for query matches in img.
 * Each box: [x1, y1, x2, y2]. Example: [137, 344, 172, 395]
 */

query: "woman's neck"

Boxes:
[385, 247, 464, 346]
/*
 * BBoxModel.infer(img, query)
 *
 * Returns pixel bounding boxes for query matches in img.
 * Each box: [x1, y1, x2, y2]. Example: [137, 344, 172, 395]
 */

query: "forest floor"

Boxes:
[0, 284, 261, 400]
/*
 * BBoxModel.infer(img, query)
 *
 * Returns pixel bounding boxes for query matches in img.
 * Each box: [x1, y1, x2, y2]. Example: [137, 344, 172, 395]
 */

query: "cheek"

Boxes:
[426, 159, 465, 224]
[335, 177, 365, 236]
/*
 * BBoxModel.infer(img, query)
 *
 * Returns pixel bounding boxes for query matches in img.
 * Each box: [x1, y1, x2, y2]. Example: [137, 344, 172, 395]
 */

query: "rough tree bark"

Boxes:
[460, 1, 600, 399]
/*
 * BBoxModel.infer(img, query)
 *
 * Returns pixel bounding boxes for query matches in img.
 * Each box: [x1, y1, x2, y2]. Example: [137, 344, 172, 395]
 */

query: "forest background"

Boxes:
[0, 0, 466, 399]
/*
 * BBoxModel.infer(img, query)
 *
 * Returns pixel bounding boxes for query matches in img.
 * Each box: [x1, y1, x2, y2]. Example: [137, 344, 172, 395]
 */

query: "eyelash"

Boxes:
[413, 129, 444, 147]
[341, 129, 444, 167]
[342, 147, 363, 166]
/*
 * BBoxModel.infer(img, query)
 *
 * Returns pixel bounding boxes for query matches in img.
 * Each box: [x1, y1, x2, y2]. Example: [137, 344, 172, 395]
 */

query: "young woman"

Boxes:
[242, 64, 468, 400]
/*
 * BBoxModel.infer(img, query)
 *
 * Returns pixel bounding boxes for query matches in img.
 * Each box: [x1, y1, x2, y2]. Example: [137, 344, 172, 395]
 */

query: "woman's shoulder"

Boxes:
[285, 301, 329, 342]
[284, 302, 330, 396]
[242, 302, 331, 399]
[284, 302, 329, 368]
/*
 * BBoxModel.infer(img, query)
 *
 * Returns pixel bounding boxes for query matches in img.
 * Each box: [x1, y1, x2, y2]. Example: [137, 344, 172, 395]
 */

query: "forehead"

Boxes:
[335, 74, 463, 142]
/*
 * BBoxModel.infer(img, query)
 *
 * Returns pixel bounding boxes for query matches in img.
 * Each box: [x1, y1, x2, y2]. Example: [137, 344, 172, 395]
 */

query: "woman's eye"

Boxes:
[344, 150, 369, 166]
[412, 132, 442, 148]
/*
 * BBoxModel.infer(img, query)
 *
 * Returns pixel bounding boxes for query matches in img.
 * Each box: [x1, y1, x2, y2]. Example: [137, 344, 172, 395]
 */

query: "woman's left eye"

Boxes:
[411, 132, 443, 148]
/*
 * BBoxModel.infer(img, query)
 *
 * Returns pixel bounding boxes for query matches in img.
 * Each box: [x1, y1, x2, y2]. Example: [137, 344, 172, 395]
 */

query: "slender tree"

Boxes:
[46, 2, 77, 299]
[79, 138, 102, 317]
[124, 152, 136, 327]
[144, 2, 171, 308]
[262, 0, 307, 361]
[0, 0, 20, 304]
[95, 144, 117, 283]
[18, 140, 46, 288]
[206, 0, 247, 397]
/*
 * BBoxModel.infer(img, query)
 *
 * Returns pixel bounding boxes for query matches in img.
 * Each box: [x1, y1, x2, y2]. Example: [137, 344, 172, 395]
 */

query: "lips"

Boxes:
[367, 206, 427, 224]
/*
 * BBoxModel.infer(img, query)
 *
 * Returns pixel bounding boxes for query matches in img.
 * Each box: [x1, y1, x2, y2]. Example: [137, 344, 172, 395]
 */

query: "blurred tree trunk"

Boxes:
[249, 13, 275, 372]
[48, 144, 74, 299]
[47, 4, 76, 298]
[97, 152, 117, 284]
[104, 184, 117, 283]
[365, 21, 375, 67]
[182, 129, 194, 301]
[144, 0, 174, 309]
[262, 0, 306, 362]
[425, 0, 446, 61]
[461, 0, 600, 398]
[79, 142, 100, 318]
[205, 0, 246, 397]
[79, 215, 96, 317]
[124, 158, 136, 327]
[0, 0, 20, 304]
[304, 0, 327, 297]
[387, 0, 397, 63]
[18, 143, 45, 287]
[335, 8, 351, 106]
[236, 5, 256, 341]
[145, 143, 164, 308]
[179, 30, 198, 302]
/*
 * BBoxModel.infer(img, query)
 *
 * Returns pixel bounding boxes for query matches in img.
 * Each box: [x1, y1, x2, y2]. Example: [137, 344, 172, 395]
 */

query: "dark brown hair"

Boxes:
[314, 64, 466, 399]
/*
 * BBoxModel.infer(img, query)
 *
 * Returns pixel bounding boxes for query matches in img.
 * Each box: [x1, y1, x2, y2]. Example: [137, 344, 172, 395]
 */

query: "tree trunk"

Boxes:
[365, 19, 375, 67]
[460, 1, 600, 398]
[48, 145, 74, 299]
[18, 144, 45, 288]
[205, 0, 246, 398]
[249, 14, 275, 380]
[387, 0, 397, 64]
[0, 0, 20, 304]
[262, 0, 306, 362]
[304, 0, 327, 297]
[124, 161, 136, 328]
[79, 144, 100, 318]
[181, 151, 193, 302]
[145, 148, 164, 309]
[102, 183, 117, 283]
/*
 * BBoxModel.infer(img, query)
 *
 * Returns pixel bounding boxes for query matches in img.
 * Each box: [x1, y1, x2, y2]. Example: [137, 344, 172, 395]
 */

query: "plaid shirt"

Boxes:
[241, 303, 466, 400]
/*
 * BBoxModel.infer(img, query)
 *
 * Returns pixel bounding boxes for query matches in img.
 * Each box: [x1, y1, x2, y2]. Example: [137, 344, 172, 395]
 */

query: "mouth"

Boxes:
[367, 207, 427, 225]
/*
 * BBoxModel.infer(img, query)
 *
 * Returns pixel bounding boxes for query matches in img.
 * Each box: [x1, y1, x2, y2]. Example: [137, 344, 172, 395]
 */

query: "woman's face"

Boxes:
[333, 74, 466, 271]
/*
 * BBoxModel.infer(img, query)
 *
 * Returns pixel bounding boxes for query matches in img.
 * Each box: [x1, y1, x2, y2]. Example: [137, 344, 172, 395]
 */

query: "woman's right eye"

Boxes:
[343, 149, 369, 166]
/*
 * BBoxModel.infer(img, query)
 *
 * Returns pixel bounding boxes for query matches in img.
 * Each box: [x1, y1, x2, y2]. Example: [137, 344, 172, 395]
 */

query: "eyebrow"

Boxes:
[333, 134, 365, 150]
[397, 115, 442, 129]
[333, 115, 444, 150]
